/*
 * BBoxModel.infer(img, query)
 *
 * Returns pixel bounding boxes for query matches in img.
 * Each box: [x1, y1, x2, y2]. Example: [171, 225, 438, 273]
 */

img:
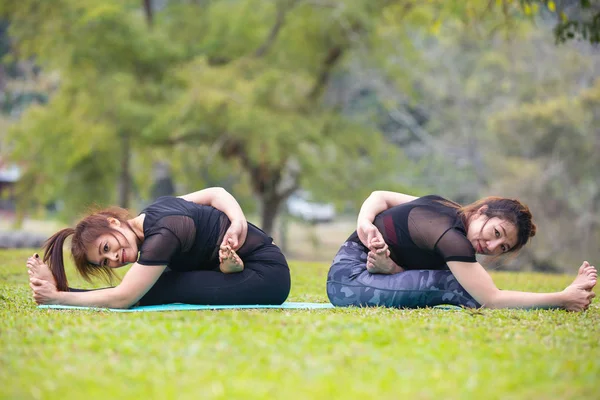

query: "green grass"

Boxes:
[1, 249, 598, 400]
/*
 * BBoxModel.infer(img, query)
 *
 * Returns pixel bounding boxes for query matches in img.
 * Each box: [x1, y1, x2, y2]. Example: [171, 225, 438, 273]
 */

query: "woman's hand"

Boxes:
[29, 277, 59, 305]
[357, 219, 385, 251]
[562, 261, 597, 311]
[561, 285, 596, 312]
[221, 219, 248, 251]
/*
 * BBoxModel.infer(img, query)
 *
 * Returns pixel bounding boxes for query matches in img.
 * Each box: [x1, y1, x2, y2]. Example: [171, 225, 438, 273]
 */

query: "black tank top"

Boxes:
[137, 196, 271, 271]
[348, 195, 476, 270]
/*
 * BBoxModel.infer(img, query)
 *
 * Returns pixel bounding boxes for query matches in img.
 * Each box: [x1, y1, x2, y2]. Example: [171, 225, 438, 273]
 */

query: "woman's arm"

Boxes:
[447, 261, 594, 310]
[357, 191, 418, 249]
[30, 264, 166, 309]
[179, 187, 247, 249]
[179, 187, 245, 223]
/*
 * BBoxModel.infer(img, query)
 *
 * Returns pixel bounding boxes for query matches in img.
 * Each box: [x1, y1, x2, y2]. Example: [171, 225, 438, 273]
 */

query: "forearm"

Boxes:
[357, 191, 417, 227]
[210, 193, 245, 224]
[449, 261, 567, 310]
[482, 289, 565, 309]
[180, 187, 245, 223]
[357, 193, 387, 226]
[55, 287, 135, 309]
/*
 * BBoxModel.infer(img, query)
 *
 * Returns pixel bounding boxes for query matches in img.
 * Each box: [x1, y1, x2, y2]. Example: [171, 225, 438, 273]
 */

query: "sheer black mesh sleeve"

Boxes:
[406, 204, 476, 264]
[435, 228, 477, 263]
[137, 215, 196, 266]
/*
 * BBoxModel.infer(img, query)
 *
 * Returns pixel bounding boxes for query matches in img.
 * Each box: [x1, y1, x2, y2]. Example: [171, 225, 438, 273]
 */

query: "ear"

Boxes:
[107, 217, 121, 227]
[476, 205, 488, 215]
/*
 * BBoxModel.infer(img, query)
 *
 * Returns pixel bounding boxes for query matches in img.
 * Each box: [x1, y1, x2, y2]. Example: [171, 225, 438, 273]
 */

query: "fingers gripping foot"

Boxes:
[219, 245, 244, 274]
[26, 254, 56, 286]
[563, 261, 597, 312]
[366, 246, 404, 275]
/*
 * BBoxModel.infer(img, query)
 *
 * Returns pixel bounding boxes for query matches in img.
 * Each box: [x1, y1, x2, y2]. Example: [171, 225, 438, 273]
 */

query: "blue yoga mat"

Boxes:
[39, 302, 335, 312]
[39, 303, 462, 312]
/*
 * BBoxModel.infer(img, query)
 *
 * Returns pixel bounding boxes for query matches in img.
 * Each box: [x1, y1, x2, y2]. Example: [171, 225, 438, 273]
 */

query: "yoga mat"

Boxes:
[39, 303, 462, 312]
[39, 302, 335, 312]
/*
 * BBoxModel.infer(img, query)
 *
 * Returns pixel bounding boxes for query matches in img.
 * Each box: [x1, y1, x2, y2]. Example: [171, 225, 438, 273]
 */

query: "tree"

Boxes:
[523, 0, 600, 44]
[489, 78, 600, 269]
[143, 0, 408, 233]
[1, 0, 182, 213]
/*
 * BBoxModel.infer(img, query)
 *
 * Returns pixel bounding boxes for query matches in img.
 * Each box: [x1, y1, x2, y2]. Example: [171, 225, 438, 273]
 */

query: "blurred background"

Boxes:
[0, 0, 598, 272]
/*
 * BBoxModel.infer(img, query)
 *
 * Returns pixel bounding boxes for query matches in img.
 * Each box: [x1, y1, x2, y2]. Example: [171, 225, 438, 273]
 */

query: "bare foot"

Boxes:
[366, 247, 404, 274]
[219, 245, 244, 274]
[570, 261, 597, 290]
[26, 254, 56, 286]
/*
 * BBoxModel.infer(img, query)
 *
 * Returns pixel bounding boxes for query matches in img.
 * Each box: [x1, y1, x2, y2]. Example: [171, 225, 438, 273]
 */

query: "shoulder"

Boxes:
[142, 196, 204, 217]
[141, 197, 196, 232]
[418, 194, 454, 204]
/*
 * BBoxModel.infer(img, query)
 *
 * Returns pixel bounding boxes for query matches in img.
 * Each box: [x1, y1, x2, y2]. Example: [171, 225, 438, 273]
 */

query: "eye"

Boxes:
[103, 244, 109, 252]
[494, 228, 500, 238]
[501, 244, 507, 252]
[103, 258, 109, 267]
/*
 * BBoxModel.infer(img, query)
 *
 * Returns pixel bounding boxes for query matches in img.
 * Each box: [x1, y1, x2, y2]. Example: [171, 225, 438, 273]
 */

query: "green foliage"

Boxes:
[521, 0, 600, 44]
[1, 0, 412, 228]
[488, 77, 600, 267]
[1, 249, 599, 399]
[1, 0, 185, 215]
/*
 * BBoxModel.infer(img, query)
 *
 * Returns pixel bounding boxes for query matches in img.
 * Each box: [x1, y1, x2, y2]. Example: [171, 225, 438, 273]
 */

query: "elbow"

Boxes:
[477, 289, 503, 309]
[112, 300, 135, 310]
[109, 290, 137, 309]
[211, 186, 227, 195]
[366, 191, 385, 204]
[109, 299, 135, 310]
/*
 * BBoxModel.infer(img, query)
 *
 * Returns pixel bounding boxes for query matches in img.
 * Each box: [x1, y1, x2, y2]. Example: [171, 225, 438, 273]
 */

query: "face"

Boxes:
[466, 212, 518, 256]
[85, 221, 139, 268]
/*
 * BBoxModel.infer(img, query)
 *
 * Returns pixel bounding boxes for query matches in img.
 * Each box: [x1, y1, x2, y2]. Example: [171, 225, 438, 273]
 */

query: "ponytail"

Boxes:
[43, 228, 75, 292]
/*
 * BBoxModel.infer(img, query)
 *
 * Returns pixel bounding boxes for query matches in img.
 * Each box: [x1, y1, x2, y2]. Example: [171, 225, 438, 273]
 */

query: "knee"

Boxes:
[327, 281, 363, 307]
[328, 260, 368, 284]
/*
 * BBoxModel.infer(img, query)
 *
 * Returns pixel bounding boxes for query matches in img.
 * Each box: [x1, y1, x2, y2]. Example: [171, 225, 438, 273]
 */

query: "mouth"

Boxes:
[122, 248, 126, 264]
[476, 241, 484, 254]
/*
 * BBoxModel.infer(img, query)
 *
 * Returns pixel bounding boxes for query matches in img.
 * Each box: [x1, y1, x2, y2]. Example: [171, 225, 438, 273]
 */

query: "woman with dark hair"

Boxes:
[26, 187, 290, 308]
[327, 191, 597, 311]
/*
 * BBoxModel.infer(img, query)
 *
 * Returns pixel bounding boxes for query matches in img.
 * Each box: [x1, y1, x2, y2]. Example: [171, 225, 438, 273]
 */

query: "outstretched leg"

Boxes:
[327, 241, 480, 309]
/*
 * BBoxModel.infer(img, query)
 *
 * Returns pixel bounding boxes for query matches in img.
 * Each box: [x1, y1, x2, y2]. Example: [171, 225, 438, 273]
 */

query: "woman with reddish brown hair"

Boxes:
[327, 191, 597, 311]
[26, 187, 290, 308]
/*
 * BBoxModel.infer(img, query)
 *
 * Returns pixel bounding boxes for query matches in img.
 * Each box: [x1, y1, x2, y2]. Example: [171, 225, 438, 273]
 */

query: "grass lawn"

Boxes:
[1, 249, 598, 400]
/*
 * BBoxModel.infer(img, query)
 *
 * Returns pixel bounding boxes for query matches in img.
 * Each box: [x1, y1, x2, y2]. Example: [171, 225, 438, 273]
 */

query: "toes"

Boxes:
[580, 261, 591, 274]
[375, 245, 388, 255]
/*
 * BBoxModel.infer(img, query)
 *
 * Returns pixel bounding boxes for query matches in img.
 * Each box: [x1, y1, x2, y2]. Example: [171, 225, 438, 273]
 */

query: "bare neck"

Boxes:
[128, 215, 145, 244]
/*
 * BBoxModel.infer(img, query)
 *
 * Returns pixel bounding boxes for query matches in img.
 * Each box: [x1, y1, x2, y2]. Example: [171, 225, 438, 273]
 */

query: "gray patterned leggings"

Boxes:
[326, 241, 480, 308]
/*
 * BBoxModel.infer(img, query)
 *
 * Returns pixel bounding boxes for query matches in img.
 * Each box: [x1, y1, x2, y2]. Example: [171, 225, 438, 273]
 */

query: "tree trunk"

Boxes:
[260, 193, 283, 236]
[118, 133, 131, 208]
[142, 0, 153, 27]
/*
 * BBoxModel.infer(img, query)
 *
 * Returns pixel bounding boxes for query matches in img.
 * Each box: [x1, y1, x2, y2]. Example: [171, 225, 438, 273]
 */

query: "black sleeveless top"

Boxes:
[137, 196, 271, 271]
[348, 195, 476, 270]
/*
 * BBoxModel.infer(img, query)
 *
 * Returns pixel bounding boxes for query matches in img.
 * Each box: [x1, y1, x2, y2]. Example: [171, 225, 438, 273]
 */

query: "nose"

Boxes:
[486, 240, 502, 254]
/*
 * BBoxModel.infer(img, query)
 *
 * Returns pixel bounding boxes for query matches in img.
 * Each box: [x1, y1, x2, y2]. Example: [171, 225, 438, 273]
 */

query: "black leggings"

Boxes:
[326, 241, 480, 308]
[71, 244, 291, 306]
